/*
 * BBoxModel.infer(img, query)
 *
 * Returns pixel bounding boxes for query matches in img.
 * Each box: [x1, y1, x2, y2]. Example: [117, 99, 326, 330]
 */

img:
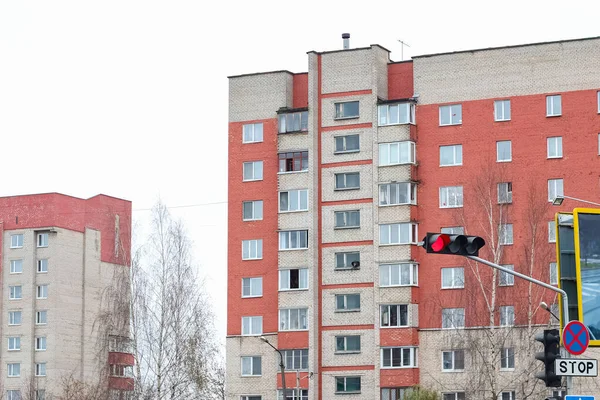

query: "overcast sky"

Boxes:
[1, 0, 598, 349]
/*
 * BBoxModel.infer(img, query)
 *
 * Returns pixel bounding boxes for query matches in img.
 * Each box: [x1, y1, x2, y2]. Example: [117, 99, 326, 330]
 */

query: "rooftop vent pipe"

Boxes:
[342, 33, 350, 49]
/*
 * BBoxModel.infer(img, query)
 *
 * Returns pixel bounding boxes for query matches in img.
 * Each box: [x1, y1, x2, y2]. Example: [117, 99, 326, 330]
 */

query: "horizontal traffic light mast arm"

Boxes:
[466, 255, 573, 395]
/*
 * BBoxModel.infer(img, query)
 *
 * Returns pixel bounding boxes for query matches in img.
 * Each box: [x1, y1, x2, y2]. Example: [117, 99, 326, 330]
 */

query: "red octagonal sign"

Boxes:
[563, 320, 590, 355]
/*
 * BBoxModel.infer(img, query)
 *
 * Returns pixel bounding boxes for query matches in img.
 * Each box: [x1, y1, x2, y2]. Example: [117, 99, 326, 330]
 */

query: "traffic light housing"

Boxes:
[535, 329, 562, 387]
[422, 233, 486, 256]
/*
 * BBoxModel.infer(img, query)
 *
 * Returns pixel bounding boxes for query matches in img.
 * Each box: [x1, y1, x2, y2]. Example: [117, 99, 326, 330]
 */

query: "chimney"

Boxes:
[342, 33, 350, 49]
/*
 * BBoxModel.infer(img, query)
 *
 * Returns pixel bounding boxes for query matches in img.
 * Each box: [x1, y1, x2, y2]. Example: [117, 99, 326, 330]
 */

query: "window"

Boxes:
[243, 123, 263, 143]
[242, 201, 263, 221]
[334, 134, 359, 153]
[442, 350, 465, 371]
[283, 349, 308, 370]
[335, 294, 360, 312]
[9, 286, 22, 300]
[335, 101, 359, 119]
[243, 161, 263, 181]
[443, 393, 465, 400]
[278, 111, 308, 134]
[335, 335, 360, 353]
[334, 210, 360, 228]
[380, 223, 418, 245]
[7, 363, 20, 377]
[37, 233, 49, 247]
[442, 308, 465, 329]
[241, 356, 261, 376]
[279, 230, 308, 250]
[278, 389, 308, 400]
[498, 182, 513, 204]
[37, 285, 49, 299]
[10, 260, 23, 274]
[381, 388, 413, 400]
[548, 221, 556, 243]
[494, 100, 511, 121]
[8, 337, 20, 351]
[335, 172, 360, 190]
[242, 277, 263, 297]
[7, 391, 21, 400]
[378, 103, 416, 125]
[34, 363, 46, 377]
[501, 347, 515, 370]
[381, 347, 417, 368]
[548, 179, 564, 202]
[497, 140, 512, 162]
[501, 391, 516, 400]
[241, 316, 262, 336]
[335, 252, 360, 270]
[279, 151, 308, 173]
[36, 336, 47, 351]
[550, 262, 558, 285]
[442, 226, 465, 234]
[381, 304, 409, 327]
[279, 268, 308, 290]
[335, 376, 361, 393]
[110, 364, 127, 377]
[440, 145, 463, 166]
[552, 390, 566, 398]
[36, 389, 45, 400]
[10, 234, 24, 248]
[38, 259, 48, 273]
[279, 308, 308, 331]
[500, 306, 515, 326]
[499, 224, 513, 245]
[9, 311, 22, 326]
[379, 182, 417, 206]
[499, 265, 515, 286]
[242, 239, 263, 260]
[36, 310, 47, 325]
[439, 186, 463, 208]
[379, 141, 416, 166]
[241, 396, 262, 400]
[279, 190, 308, 212]
[441, 268, 464, 289]
[379, 263, 418, 286]
[547, 95, 562, 116]
[547, 137, 563, 158]
[439, 104, 462, 125]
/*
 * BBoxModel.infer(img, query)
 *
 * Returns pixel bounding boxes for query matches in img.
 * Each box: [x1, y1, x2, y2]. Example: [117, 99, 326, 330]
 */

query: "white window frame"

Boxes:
[242, 239, 263, 260]
[334, 172, 360, 190]
[443, 393, 466, 400]
[277, 389, 308, 400]
[499, 224, 514, 245]
[501, 391, 516, 400]
[36, 389, 45, 400]
[10, 260, 23, 274]
[37, 233, 48, 248]
[442, 308, 465, 329]
[500, 347, 515, 370]
[241, 316, 263, 336]
[441, 267, 464, 289]
[548, 179, 564, 202]
[36, 310, 47, 325]
[242, 200, 263, 221]
[335, 252, 360, 270]
[279, 189, 309, 213]
[334, 210, 360, 229]
[241, 396, 262, 400]
[7, 363, 20, 377]
[548, 221, 557, 243]
[279, 230, 308, 250]
[10, 234, 24, 248]
[37, 259, 48, 273]
[550, 262, 558, 285]
[378, 103, 415, 126]
[9, 286, 22, 300]
[442, 349, 465, 372]
[334, 134, 360, 154]
[381, 347, 418, 369]
[279, 308, 308, 331]
[241, 277, 263, 298]
[35, 363, 46, 377]
[379, 263, 418, 287]
[547, 136, 563, 159]
[546, 95, 562, 117]
[379, 223, 418, 245]
[7, 390, 21, 400]
[242, 161, 263, 182]
[242, 123, 264, 143]
[439, 144, 463, 167]
[439, 186, 463, 208]
[497, 182, 512, 204]
[335, 335, 361, 353]
[35, 336, 47, 351]
[278, 111, 308, 134]
[282, 349, 309, 371]
[8, 337, 20, 351]
[496, 140, 512, 162]
[335, 376, 361, 394]
[441, 226, 464, 234]
[37, 285, 48, 299]
[494, 100, 511, 121]
[439, 104, 462, 126]
[335, 294, 360, 312]
[279, 268, 309, 291]
[499, 305, 515, 327]
[499, 265, 515, 286]
[241, 356, 262, 376]
[334, 101, 360, 119]
[380, 304, 409, 328]
[379, 182, 417, 206]
[8, 311, 22, 326]
[379, 141, 416, 166]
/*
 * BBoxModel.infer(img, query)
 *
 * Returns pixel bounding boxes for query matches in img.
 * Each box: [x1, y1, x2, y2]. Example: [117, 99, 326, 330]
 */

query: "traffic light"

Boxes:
[534, 329, 562, 387]
[422, 233, 486, 256]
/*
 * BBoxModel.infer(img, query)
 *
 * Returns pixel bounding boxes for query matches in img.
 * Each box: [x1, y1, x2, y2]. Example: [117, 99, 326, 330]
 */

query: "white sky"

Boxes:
[1, 0, 598, 350]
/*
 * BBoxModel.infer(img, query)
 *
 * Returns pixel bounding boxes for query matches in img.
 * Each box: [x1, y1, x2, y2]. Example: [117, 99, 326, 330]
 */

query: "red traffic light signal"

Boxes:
[422, 233, 485, 256]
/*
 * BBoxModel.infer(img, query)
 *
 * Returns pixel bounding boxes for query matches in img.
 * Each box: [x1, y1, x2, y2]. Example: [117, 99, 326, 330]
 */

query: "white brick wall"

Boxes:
[322, 245, 374, 286]
[322, 329, 376, 367]
[229, 72, 293, 122]
[322, 287, 375, 327]
[321, 95, 375, 128]
[322, 203, 374, 244]
[322, 370, 377, 399]
[377, 124, 411, 144]
[321, 128, 374, 165]
[321, 49, 372, 94]
[321, 164, 374, 203]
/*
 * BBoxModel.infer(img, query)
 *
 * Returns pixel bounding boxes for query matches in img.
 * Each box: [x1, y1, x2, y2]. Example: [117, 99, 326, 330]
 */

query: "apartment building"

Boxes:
[226, 36, 600, 400]
[0, 193, 133, 399]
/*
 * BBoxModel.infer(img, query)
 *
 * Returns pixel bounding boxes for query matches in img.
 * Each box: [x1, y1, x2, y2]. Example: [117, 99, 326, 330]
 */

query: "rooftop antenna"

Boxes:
[397, 39, 410, 61]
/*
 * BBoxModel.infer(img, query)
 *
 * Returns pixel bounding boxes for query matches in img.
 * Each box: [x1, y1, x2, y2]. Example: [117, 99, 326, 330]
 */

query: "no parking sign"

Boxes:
[563, 320, 590, 355]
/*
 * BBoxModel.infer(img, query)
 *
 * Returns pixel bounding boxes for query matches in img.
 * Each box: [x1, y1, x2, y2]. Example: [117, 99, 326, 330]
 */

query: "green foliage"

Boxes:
[404, 385, 441, 400]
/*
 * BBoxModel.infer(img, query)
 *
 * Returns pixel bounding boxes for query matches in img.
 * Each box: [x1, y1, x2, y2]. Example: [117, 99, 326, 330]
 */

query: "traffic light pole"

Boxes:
[467, 255, 573, 395]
